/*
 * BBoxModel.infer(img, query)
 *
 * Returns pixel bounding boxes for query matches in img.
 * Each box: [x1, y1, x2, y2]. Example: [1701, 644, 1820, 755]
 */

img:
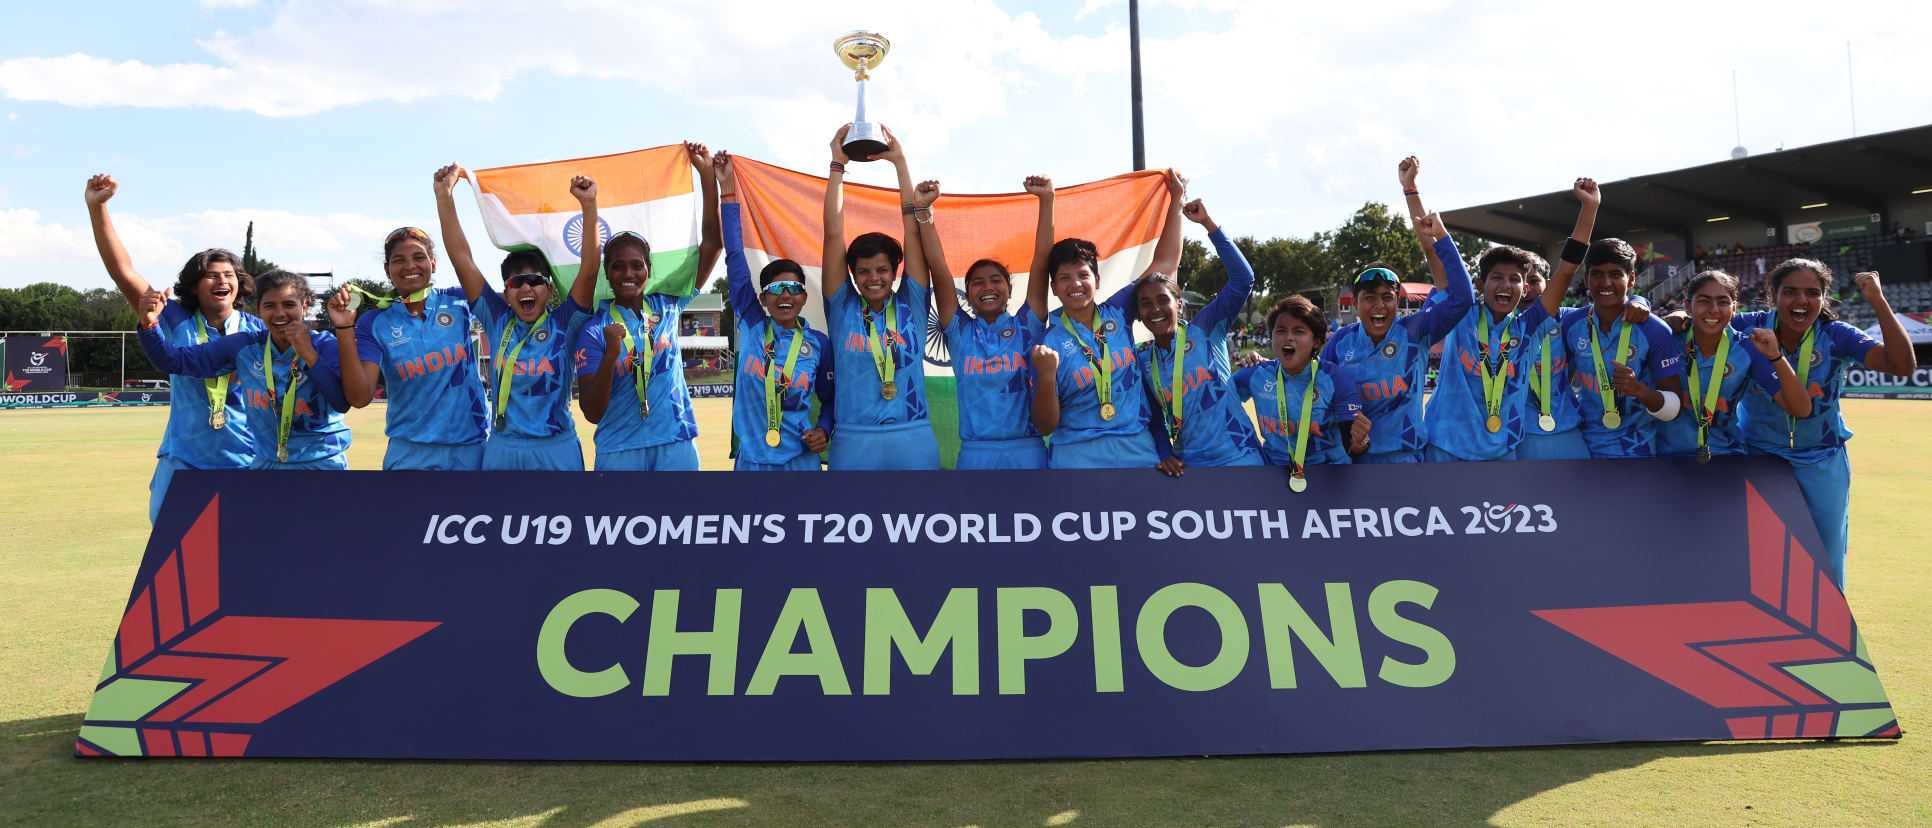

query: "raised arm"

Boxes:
[1854, 272, 1919, 377]
[716, 153, 764, 323]
[913, 180, 957, 328]
[1398, 157, 1448, 292]
[821, 126, 852, 298]
[1029, 344, 1062, 436]
[1190, 200, 1253, 333]
[83, 175, 153, 308]
[1541, 177, 1600, 319]
[873, 129, 928, 289]
[687, 142, 722, 286]
[1403, 214, 1473, 339]
[1146, 169, 1187, 278]
[1024, 175, 1055, 320]
[433, 164, 488, 303]
[569, 175, 602, 310]
[1748, 328, 1812, 418]
[135, 289, 246, 377]
[326, 287, 376, 408]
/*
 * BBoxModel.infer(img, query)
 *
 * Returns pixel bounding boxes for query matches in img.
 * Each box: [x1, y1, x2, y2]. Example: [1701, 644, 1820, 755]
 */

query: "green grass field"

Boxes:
[1, 400, 1927, 826]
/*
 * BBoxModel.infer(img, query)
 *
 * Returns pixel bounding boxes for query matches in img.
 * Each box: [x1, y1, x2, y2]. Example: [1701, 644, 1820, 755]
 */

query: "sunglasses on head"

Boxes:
[506, 273, 550, 289]
[763, 281, 807, 296]
[1354, 267, 1400, 286]
[385, 226, 430, 245]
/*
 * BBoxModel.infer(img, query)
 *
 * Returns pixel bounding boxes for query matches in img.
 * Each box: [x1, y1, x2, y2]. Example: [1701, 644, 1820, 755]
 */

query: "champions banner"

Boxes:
[3, 335, 68, 391]
[78, 459, 1898, 761]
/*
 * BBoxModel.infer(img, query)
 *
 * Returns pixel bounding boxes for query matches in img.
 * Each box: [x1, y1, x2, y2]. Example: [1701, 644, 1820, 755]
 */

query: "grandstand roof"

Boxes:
[1442, 123, 1932, 247]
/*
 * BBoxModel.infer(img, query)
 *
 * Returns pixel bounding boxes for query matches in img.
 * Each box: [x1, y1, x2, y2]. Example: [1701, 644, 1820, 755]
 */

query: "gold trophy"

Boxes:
[834, 31, 891, 160]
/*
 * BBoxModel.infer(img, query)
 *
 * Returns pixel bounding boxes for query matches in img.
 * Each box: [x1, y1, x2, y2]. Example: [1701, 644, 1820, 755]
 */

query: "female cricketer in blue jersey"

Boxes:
[85, 174, 262, 522]
[1322, 212, 1471, 463]
[718, 152, 836, 470]
[576, 144, 723, 471]
[1232, 296, 1370, 484]
[1514, 251, 1592, 460]
[1028, 170, 1188, 469]
[1556, 238, 1685, 458]
[818, 126, 941, 470]
[1706, 260, 1914, 587]
[137, 271, 351, 469]
[1420, 177, 1600, 461]
[433, 164, 600, 470]
[1654, 271, 1809, 461]
[913, 175, 1054, 470]
[1138, 197, 1264, 476]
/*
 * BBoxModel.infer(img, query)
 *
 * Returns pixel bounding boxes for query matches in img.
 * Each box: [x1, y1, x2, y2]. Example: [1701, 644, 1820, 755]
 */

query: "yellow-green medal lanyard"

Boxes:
[1278, 358, 1320, 493]
[1684, 330, 1730, 464]
[1777, 311, 1816, 450]
[492, 306, 552, 431]
[763, 321, 807, 448]
[616, 304, 655, 419]
[262, 337, 302, 462]
[194, 314, 231, 430]
[1060, 312, 1115, 420]
[344, 284, 431, 310]
[1477, 309, 1518, 433]
[864, 301, 897, 400]
[1153, 326, 1188, 453]
[1589, 314, 1634, 429]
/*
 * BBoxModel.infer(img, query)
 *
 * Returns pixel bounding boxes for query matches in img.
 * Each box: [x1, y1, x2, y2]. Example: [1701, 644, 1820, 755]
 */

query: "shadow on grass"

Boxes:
[0, 713, 1893, 827]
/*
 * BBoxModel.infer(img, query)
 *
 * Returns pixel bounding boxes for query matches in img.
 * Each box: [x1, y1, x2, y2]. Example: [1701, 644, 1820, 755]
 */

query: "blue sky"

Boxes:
[4, 0, 1931, 292]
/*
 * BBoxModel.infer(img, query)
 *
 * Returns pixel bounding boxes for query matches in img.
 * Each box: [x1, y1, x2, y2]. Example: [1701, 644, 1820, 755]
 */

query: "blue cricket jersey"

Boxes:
[1040, 281, 1150, 449]
[474, 286, 591, 440]
[1424, 301, 1554, 461]
[573, 294, 698, 453]
[1654, 328, 1782, 457]
[353, 286, 490, 446]
[1731, 312, 1875, 464]
[1233, 358, 1362, 466]
[152, 302, 262, 468]
[1142, 228, 1261, 465]
[1558, 306, 1685, 457]
[723, 203, 835, 466]
[1322, 234, 1473, 459]
[945, 304, 1045, 443]
[1520, 311, 1585, 437]
[140, 326, 350, 464]
[825, 276, 931, 427]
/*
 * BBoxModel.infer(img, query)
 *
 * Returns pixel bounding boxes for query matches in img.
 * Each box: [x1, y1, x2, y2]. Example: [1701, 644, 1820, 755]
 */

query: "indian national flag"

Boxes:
[731, 158, 1176, 372]
[471, 145, 702, 298]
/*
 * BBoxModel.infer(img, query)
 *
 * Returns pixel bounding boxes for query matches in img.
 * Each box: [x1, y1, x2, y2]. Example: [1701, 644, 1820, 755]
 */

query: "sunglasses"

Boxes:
[506, 273, 550, 289]
[1354, 267, 1400, 285]
[763, 281, 807, 296]
[385, 226, 431, 245]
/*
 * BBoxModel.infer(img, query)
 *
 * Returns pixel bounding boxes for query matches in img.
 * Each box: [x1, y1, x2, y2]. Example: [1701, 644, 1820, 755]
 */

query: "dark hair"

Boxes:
[759, 258, 807, 288]
[965, 258, 1011, 284]
[382, 228, 436, 260]
[1478, 245, 1535, 280]
[1683, 269, 1739, 303]
[1766, 258, 1839, 323]
[1351, 260, 1401, 296]
[1266, 295, 1329, 346]
[845, 232, 903, 274]
[1135, 271, 1184, 314]
[1524, 251, 1550, 279]
[252, 269, 315, 309]
[172, 249, 255, 314]
[1046, 238, 1099, 281]
[1583, 238, 1638, 274]
[499, 249, 552, 281]
[606, 232, 651, 262]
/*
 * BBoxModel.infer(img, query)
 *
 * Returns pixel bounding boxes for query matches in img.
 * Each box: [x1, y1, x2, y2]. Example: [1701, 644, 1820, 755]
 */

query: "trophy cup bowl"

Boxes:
[835, 31, 891, 160]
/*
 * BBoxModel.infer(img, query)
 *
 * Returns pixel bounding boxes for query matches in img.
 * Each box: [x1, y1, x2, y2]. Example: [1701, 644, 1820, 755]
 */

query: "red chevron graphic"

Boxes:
[79, 495, 440, 757]
[1533, 481, 1896, 739]
[46, 336, 67, 356]
[4, 372, 27, 392]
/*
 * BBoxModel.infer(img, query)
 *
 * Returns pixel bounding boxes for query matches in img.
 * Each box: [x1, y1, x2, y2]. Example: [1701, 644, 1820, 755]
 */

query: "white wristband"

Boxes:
[1652, 391, 1682, 422]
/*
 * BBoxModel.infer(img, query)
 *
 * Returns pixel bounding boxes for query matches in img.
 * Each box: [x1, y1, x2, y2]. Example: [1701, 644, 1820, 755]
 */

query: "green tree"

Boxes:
[241, 221, 280, 276]
[1175, 238, 1209, 290]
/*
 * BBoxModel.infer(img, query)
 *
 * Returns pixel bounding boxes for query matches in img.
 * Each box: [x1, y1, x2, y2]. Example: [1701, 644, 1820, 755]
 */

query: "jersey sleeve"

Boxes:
[1319, 333, 1341, 364]
[722, 203, 767, 325]
[553, 295, 592, 346]
[1018, 304, 1047, 344]
[353, 312, 385, 369]
[472, 283, 509, 336]
[1640, 317, 1685, 380]
[1326, 361, 1364, 419]
[138, 324, 250, 378]
[1740, 340, 1781, 394]
[159, 301, 191, 328]
[306, 331, 351, 413]
[1231, 364, 1259, 403]
[1147, 407, 1175, 461]
[943, 309, 971, 355]
[1101, 277, 1138, 317]
[573, 314, 607, 375]
[1197, 229, 1255, 337]
[1401, 235, 1474, 340]
[811, 330, 836, 435]
[1729, 310, 1770, 333]
[1825, 320, 1879, 365]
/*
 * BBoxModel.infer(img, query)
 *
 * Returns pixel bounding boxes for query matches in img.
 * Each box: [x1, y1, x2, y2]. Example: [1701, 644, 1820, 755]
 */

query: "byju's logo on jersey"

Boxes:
[563, 214, 613, 257]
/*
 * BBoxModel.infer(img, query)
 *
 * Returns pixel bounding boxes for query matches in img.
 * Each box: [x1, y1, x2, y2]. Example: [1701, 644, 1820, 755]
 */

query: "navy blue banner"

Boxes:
[1, 390, 171, 409]
[78, 459, 1899, 760]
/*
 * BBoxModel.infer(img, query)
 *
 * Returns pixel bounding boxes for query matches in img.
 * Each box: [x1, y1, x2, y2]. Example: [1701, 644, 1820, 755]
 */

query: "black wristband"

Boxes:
[1561, 237, 1589, 265]
[333, 324, 355, 330]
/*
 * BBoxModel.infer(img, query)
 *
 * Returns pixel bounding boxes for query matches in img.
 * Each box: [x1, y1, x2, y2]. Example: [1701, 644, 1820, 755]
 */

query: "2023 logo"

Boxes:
[1461, 503, 1557, 534]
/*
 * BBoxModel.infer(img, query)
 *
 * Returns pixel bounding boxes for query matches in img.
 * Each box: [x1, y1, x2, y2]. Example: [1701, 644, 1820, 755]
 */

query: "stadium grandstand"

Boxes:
[1442, 123, 1932, 332]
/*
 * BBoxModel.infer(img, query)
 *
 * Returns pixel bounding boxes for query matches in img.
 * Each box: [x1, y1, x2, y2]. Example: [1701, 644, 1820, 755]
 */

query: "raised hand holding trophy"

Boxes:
[835, 31, 891, 161]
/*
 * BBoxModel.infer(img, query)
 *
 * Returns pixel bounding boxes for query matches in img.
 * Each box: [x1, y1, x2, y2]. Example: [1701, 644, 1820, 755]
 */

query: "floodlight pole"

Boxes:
[1130, 0, 1146, 172]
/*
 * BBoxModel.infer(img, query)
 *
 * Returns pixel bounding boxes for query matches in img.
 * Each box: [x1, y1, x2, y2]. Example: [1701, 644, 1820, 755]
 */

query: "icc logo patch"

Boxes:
[436, 311, 455, 328]
[563, 214, 613, 257]
[533, 329, 550, 343]
[389, 325, 406, 341]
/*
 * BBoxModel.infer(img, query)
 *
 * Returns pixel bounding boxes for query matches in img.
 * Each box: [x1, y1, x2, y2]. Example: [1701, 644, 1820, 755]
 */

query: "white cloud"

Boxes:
[0, 207, 408, 290]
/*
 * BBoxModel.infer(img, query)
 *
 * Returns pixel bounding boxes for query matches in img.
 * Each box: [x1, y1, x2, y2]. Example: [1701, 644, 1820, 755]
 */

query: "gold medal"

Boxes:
[1099, 401, 1117, 421]
[1602, 411, 1621, 429]
[881, 381, 897, 400]
[1697, 445, 1711, 464]
[1485, 414, 1501, 433]
[1288, 472, 1308, 493]
[639, 401, 651, 420]
[277, 445, 289, 463]
[1538, 414, 1556, 432]
[765, 428, 782, 448]
[209, 409, 226, 430]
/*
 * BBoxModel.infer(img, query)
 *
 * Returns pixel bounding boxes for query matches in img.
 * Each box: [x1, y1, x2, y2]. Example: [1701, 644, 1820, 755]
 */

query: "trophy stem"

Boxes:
[855, 75, 869, 123]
